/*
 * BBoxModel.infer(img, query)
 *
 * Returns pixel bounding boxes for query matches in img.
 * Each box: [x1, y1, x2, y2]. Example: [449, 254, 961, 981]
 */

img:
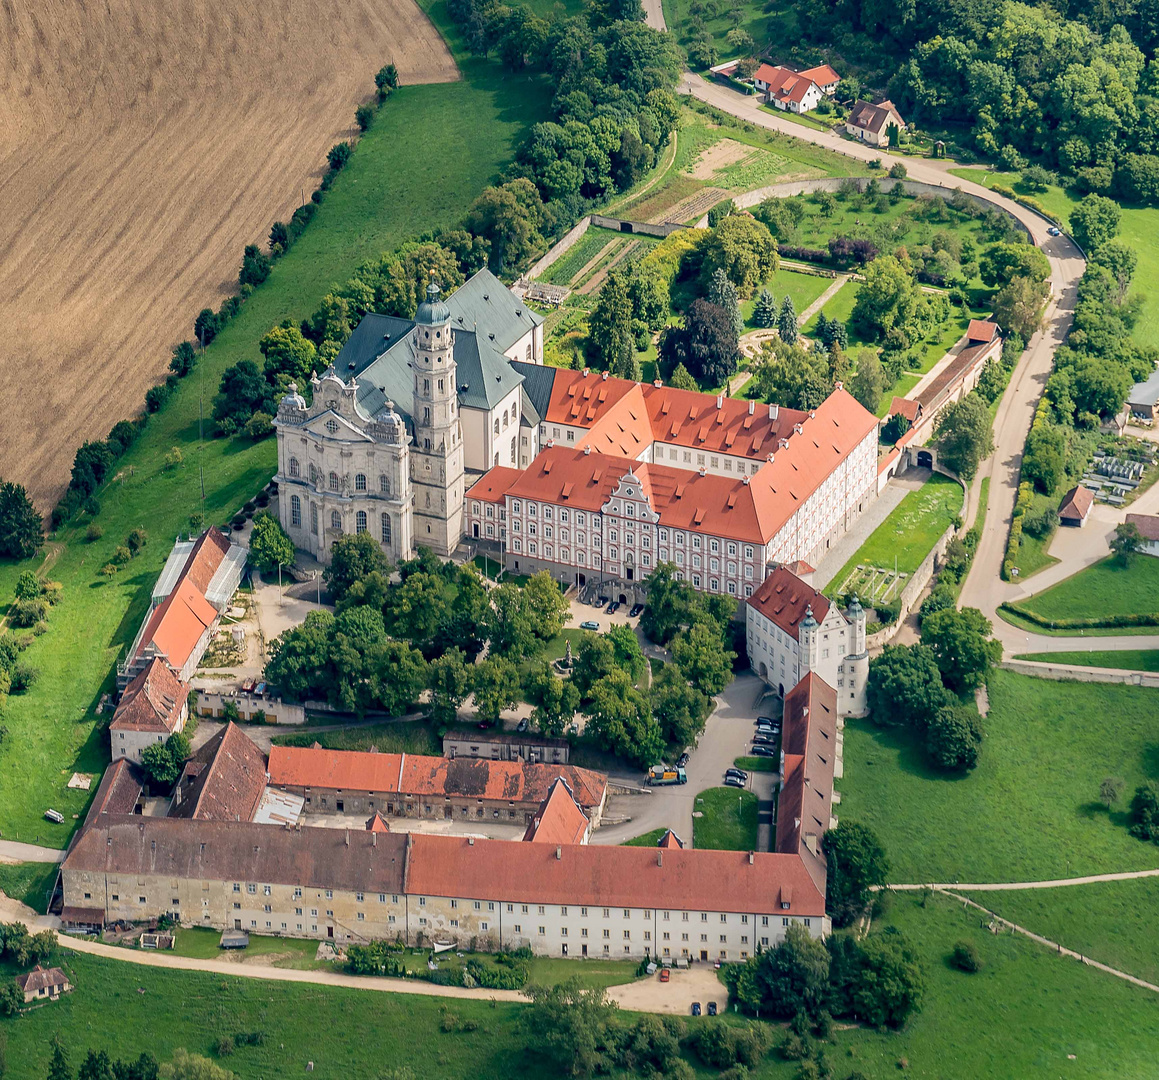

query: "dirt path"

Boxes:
[939, 888, 1159, 995]
[889, 868, 1159, 891]
[568, 238, 621, 289]
[0, 0, 457, 508]
[0, 840, 66, 863]
[606, 130, 679, 216]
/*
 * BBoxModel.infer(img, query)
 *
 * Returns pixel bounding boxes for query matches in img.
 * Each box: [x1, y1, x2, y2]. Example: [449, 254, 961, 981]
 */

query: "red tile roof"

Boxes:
[657, 828, 685, 849]
[523, 778, 591, 845]
[747, 565, 831, 637]
[170, 722, 267, 822]
[137, 578, 218, 669]
[1058, 485, 1094, 521]
[404, 833, 826, 915]
[366, 811, 391, 833]
[110, 658, 187, 734]
[466, 467, 523, 504]
[888, 397, 921, 424]
[266, 747, 608, 811]
[16, 966, 69, 993]
[799, 63, 840, 86]
[82, 758, 144, 829]
[541, 368, 639, 428]
[1125, 513, 1159, 541]
[966, 319, 999, 343]
[178, 528, 231, 595]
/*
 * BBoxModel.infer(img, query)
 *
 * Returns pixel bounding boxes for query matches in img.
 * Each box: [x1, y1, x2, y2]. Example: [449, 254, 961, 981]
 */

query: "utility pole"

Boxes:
[199, 326, 206, 503]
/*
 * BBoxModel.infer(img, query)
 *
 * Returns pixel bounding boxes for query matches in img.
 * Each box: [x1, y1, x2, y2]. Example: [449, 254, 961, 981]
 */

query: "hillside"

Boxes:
[0, 0, 456, 508]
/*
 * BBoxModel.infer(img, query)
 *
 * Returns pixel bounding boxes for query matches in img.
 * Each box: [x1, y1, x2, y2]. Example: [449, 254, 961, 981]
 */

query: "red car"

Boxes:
[659, 968, 670, 983]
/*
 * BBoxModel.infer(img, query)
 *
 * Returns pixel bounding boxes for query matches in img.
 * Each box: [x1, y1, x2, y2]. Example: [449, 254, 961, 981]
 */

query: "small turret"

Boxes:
[800, 604, 819, 675]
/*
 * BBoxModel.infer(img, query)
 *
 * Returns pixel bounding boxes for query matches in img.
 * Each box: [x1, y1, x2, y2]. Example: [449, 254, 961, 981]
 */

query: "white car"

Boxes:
[1047, 226, 1061, 236]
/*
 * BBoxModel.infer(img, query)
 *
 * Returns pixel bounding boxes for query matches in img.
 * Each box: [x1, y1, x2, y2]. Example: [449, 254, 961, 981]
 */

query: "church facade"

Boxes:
[274, 270, 544, 561]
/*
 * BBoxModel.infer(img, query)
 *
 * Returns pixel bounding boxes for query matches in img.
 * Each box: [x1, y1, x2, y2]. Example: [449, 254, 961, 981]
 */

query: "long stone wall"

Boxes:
[524, 216, 592, 282]
[1001, 660, 1159, 688]
[734, 177, 1032, 241]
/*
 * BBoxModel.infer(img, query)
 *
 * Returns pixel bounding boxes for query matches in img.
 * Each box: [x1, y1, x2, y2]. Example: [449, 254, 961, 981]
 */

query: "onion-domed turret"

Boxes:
[415, 278, 451, 326]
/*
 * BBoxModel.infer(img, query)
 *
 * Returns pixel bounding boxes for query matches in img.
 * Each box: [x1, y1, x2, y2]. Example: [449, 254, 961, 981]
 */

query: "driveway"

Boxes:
[592, 674, 777, 848]
[608, 964, 727, 1015]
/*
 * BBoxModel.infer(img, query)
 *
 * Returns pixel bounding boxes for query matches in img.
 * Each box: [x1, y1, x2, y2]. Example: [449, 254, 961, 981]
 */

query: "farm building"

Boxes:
[1058, 485, 1095, 526]
[16, 965, 71, 1004]
[109, 659, 189, 764]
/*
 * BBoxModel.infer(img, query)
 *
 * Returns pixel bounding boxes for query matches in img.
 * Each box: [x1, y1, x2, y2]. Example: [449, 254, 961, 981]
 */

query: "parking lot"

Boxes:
[607, 964, 729, 1015]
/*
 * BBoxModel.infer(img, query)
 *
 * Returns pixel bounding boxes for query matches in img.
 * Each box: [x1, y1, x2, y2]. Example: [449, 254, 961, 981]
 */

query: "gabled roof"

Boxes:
[657, 828, 685, 849]
[179, 528, 231, 595]
[847, 99, 904, 134]
[136, 578, 217, 669]
[748, 565, 832, 636]
[466, 467, 523, 505]
[511, 360, 558, 420]
[540, 368, 640, 428]
[403, 834, 826, 915]
[64, 815, 409, 896]
[967, 319, 999, 343]
[798, 63, 840, 86]
[522, 778, 590, 845]
[111, 659, 187, 734]
[80, 758, 144, 831]
[16, 965, 68, 993]
[1058, 485, 1094, 521]
[170, 723, 267, 823]
[446, 267, 543, 343]
[753, 64, 818, 104]
[366, 811, 392, 833]
[1125, 513, 1159, 541]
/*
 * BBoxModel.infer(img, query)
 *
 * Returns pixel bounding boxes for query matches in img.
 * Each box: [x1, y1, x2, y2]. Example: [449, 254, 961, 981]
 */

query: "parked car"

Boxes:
[605, 602, 617, 614]
[691, 1002, 702, 1016]
[629, 603, 644, 617]
[676, 752, 690, 768]
[596, 595, 609, 606]
[725, 767, 748, 781]
[659, 967, 670, 983]
[723, 775, 746, 788]
[1047, 226, 1061, 236]
[610, 601, 621, 613]
[516, 718, 528, 732]
[750, 745, 776, 757]
[757, 715, 777, 725]
[752, 733, 776, 745]
[579, 620, 600, 631]
[707, 1001, 718, 1016]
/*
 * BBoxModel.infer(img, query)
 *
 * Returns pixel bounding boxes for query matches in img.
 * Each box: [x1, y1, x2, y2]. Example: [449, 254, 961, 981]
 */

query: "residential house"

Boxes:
[845, 100, 906, 146]
[109, 659, 188, 763]
[753, 64, 824, 114]
[16, 966, 72, 1004]
[1125, 513, 1159, 556]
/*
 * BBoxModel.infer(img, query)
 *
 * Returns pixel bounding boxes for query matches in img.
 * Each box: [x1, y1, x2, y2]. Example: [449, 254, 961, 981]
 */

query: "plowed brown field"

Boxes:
[0, 0, 456, 507]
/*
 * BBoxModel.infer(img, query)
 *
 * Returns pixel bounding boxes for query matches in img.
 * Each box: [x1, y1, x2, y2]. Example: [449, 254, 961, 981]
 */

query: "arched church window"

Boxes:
[330, 511, 342, 531]
[290, 496, 301, 527]
[289, 458, 300, 477]
[379, 475, 390, 495]
[356, 511, 367, 534]
[355, 473, 367, 492]
[381, 514, 392, 545]
[493, 419, 500, 435]
[329, 472, 339, 491]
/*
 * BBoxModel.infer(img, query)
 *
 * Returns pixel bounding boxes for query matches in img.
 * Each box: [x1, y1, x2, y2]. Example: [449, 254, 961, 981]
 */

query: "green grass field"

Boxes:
[827, 474, 964, 600]
[734, 755, 778, 772]
[838, 669, 1159, 883]
[692, 787, 759, 851]
[621, 828, 669, 847]
[0, 862, 57, 914]
[802, 277, 861, 338]
[1007, 555, 1159, 624]
[739, 268, 834, 327]
[962, 877, 1159, 987]
[1016, 649, 1159, 671]
[0, 40, 553, 847]
[167, 927, 325, 969]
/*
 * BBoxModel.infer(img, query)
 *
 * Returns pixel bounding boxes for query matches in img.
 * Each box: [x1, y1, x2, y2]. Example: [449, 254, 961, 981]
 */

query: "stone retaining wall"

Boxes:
[1001, 660, 1159, 688]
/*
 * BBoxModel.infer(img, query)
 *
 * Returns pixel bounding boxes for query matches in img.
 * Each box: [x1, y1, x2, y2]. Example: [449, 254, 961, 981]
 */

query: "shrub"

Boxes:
[888, 162, 908, 179]
[243, 411, 274, 440]
[145, 383, 170, 413]
[950, 941, 981, 973]
[328, 142, 353, 171]
[375, 63, 399, 91]
[164, 447, 184, 470]
[195, 307, 219, 346]
[212, 1036, 235, 1057]
[9, 662, 38, 693]
[1022, 506, 1059, 539]
[9, 598, 48, 628]
[86, 523, 103, 542]
[355, 103, 375, 131]
[126, 527, 148, 554]
[100, 563, 118, 577]
[239, 244, 271, 288]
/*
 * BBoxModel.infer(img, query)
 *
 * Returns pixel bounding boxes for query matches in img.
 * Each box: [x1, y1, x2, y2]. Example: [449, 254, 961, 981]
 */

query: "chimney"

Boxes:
[698, 467, 706, 477]
[834, 380, 844, 391]
[716, 394, 723, 409]
[748, 851, 755, 864]
[749, 399, 755, 415]
[556, 846, 563, 860]
[769, 403, 779, 420]
[583, 368, 590, 377]
[602, 371, 609, 381]
[794, 423, 804, 435]
[653, 379, 663, 388]
[657, 851, 663, 867]
[742, 476, 750, 485]
[372, 831, 377, 847]
[584, 445, 592, 456]
[344, 830, 349, 847]
[468, 836, 474, 845]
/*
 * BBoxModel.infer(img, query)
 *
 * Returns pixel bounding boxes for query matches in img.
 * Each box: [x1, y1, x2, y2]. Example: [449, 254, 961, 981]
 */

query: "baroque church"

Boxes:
[274, 269, 544, 561]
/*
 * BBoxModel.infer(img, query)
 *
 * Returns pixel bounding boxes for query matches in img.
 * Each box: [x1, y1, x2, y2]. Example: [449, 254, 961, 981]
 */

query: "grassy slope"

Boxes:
[1009, 555, 1159, 622]
[838, 669, 1159, 883]
[692, 787, 759, 850]
[826, 474, 963, 594]
[947, 167, 1159, 342]
[0, 51, 551, 847]
[0, 862, 57, 914]
[1016, 649, 1159, 671]
[964, 877, 1159, 987]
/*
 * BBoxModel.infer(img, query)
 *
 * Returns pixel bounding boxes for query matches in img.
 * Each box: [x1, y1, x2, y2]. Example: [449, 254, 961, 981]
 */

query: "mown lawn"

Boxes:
[167, 927, 325, 969]
[0, 862, 58, 914]
[739, 268, 833, 327]
[0, 44, 552, 847]
[692, 787, 759, 851]
[1016, 649, 1159, 672]
[838, 670, 1159, 883]
[826, 474, 964, 596]
[1008, 555, 1159, 623]
[964, 877, 1159, 988]
[621, 828, 669, 847]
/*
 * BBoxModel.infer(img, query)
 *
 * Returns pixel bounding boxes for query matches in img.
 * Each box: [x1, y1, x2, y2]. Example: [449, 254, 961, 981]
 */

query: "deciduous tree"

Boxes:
[821, 821, 889, 928]
[920, 607, 1000, 692]
[248, 512, 294, 575]
[933, 392, 993, 480]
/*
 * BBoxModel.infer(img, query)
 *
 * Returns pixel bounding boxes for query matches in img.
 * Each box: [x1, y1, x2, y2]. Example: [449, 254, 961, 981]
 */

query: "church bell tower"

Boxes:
[410, 279, 465, 555]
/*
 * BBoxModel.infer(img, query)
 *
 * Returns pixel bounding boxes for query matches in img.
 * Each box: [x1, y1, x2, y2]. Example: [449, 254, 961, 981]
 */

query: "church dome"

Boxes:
[415, 279, 451, 326]
[280, 382, 307, 411]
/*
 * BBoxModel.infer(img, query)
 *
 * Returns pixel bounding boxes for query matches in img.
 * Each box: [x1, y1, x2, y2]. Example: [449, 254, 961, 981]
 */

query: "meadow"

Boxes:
[1006, 555, 1159, 624]
[692, 787, 759, 851]
[1016, 649, 1159, 672]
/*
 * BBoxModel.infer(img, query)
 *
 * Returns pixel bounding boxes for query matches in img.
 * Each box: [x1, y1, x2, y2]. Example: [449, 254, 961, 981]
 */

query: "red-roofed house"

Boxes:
[753, 64, 824, 113]
[746, 565, 868, 714]
[170, 722, 268, 823]
[798, 64, 841, 95]
[16, 965, 72, 1004]
[522, 777, 592, 845]
[1058, 485, 1095, 527]
[109, 658, 189, 763]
